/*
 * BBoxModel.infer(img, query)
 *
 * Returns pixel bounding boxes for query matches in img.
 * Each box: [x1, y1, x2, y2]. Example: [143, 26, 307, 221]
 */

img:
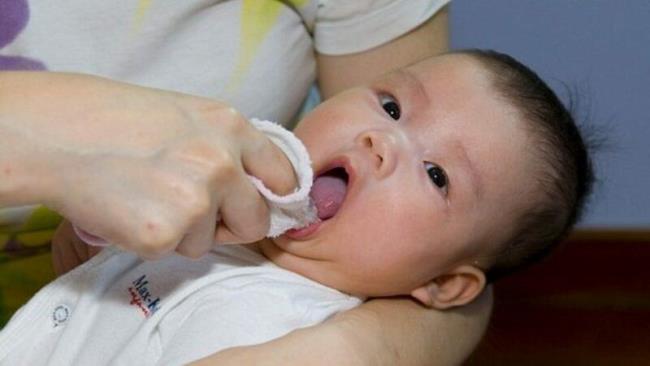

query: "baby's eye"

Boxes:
[424, 162, 448, 194]
[380, 94, 401, 120]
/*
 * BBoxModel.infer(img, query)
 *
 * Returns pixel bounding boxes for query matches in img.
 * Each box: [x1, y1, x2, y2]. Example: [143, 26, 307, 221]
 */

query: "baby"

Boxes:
[268, 49, 593, 305]
[0, 50, 593, 365]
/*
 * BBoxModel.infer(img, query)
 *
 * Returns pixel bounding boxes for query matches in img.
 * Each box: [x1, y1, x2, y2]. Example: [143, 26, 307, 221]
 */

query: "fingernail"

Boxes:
[72, 225, 110, 247]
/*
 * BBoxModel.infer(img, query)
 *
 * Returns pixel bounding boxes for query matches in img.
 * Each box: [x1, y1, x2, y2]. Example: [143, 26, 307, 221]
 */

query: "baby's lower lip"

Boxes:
[284, 220, 322, 240]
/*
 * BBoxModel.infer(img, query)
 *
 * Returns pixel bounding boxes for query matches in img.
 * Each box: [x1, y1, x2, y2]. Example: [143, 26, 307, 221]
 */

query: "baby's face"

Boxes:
[260, 55, 537, 298]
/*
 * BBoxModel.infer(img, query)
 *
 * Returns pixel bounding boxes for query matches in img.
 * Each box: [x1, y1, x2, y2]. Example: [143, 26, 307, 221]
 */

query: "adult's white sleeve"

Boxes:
[315, 0, 450, 55]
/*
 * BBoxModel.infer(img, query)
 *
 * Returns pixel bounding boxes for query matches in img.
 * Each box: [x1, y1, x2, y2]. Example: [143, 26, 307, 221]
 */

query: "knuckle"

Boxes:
[210, 153, 238, 182]
[197, 100, 229, 119]
[170, 181, 210, 211]
[170, 178, 195, 198]
[198, 101, 247, 136]
[174, 182, 206, 206]
[134, 219, 178, 255]
[186, 194, 211, 222]
[220, 111, 248, 137]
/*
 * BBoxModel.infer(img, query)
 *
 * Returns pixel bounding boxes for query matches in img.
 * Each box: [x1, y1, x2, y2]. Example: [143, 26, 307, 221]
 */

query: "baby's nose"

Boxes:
[355, 130, 398, 179]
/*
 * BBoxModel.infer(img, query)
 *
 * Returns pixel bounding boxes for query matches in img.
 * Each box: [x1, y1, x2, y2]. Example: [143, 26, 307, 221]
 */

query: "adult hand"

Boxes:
[0, 72, 296, 259]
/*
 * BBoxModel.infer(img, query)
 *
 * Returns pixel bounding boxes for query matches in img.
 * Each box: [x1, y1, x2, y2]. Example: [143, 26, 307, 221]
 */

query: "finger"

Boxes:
[72, 225, 110, 247]
[69, 225, 102, 260]
[214, 224, 240, 245]
[74, 166, 183, 257]
[175, 201, 218, 259]
[65, 195, 137, 252]
[214, 221, 261, 245]
[51, 232, 64, 276]
[90, 198, 181, 259]
[51, 221, 81, 276]
[103, 219, 180, 261]
[241, 125, 298, 196]
[87, 244, 103, 258]
[215, 174, 270, 245]
[71, 227, 90, 260]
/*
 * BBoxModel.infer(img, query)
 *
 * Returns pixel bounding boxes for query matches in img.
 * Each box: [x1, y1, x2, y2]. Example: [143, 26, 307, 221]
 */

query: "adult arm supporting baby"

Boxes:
[0, 71, 297, 258]
[191, 293, 492, 366]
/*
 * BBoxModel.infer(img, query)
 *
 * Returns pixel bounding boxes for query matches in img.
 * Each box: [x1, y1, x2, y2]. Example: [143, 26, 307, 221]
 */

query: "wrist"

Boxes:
[0, 128, 65, 207]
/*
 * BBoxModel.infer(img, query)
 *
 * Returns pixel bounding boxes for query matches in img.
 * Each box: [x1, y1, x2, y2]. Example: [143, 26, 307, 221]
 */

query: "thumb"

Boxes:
[242, 120, 302, 196]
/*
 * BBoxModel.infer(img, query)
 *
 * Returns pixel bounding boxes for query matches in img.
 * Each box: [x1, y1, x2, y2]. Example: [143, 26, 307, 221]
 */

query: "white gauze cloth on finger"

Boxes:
[248, 118, 317, 237]
[73, 118, 316, 246]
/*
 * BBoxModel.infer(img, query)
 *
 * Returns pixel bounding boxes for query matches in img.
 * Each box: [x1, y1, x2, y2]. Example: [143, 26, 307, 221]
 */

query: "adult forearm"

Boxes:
[334, 289, 494, 366]
[194, 289, 493, 366]
[191, 320, 367, 366]
[0, 128, 56, 207]
[0, 72, 60, 206]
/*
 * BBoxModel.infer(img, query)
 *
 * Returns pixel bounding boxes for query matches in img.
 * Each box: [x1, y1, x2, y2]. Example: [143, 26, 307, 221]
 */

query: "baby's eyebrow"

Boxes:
[392, 69, 430, 107]
[452, 140, 482, 200]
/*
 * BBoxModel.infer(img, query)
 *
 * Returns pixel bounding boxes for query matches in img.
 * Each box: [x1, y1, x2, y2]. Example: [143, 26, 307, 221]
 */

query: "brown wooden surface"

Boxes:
[466, 230, 650, 366]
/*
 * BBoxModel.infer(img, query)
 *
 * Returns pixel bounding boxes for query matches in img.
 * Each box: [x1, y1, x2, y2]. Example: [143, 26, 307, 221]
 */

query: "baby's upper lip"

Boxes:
[314, 155, 355, 187]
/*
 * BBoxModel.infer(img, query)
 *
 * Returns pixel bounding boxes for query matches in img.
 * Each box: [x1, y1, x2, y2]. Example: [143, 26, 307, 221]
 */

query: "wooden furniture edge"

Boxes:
[569, 228, 650, 242]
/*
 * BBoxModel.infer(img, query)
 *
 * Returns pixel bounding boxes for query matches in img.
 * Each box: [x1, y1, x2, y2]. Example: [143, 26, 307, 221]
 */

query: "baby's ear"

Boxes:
[410, 265, 486, 309]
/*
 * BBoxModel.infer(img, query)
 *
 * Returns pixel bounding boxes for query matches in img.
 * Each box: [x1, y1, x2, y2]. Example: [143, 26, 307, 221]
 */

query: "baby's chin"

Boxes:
[257, 239, 349, 292]
[260, 233, 427, 300]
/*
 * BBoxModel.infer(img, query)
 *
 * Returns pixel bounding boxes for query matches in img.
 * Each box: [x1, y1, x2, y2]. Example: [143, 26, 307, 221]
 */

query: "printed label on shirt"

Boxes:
[52, 304, 71, 328]
[128, 274, 161, 318]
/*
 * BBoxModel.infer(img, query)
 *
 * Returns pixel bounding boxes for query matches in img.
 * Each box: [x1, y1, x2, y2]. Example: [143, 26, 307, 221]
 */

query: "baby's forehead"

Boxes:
[399, 56, 497, 105]
[395, 56, 509, 124]
[407, 53, 486, 77]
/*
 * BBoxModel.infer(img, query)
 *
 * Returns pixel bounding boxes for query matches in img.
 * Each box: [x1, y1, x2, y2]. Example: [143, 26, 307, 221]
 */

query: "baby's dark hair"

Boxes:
[459, 49, 594, 283]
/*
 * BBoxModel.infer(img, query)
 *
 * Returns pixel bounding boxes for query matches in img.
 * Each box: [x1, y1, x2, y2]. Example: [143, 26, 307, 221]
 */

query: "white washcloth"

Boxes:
[248, 118, 317, 236]
[74, 118, 316, 246]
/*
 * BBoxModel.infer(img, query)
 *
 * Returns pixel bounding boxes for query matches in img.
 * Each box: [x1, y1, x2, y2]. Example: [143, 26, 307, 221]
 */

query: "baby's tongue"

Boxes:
[310, 175, 347, 220]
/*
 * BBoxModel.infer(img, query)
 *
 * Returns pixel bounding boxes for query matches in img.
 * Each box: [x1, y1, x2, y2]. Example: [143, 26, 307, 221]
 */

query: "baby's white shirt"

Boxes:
[0, 245, 361, 365]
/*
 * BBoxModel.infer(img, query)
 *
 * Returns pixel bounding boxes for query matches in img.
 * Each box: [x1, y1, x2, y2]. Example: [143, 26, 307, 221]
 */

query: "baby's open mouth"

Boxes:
[310, 167, 349, 220]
